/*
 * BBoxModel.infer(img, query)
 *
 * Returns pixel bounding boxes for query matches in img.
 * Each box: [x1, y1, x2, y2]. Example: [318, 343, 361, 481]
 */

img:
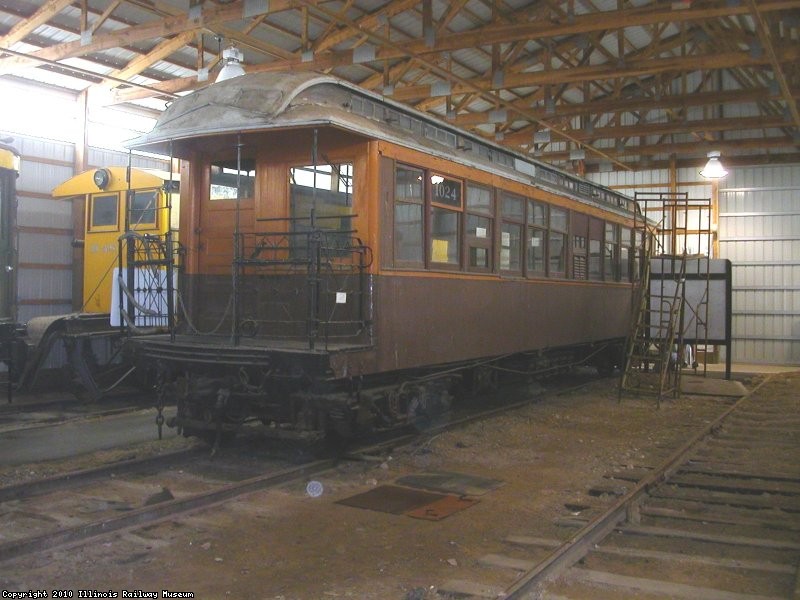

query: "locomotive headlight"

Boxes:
[93, 168, 110, 190]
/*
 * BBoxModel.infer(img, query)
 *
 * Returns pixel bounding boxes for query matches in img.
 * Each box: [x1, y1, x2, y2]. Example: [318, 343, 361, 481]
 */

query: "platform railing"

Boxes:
[233, 215, 372, 350]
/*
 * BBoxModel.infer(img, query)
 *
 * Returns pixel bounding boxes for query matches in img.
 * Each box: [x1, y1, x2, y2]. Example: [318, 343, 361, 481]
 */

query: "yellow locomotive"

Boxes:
[53, 166, 178, 314]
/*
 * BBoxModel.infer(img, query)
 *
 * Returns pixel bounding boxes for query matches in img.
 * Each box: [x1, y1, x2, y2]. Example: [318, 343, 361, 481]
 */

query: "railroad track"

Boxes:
[0, 438, 333, 564]
[436, 375, 800, 600]
[0, 373, 600, 568]
[0, 388, 151, 433]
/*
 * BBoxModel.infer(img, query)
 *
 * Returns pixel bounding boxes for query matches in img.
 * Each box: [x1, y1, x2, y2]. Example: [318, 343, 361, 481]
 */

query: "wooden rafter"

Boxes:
[0, 0, 317, 75]
[0, 0, 73, 48]
[748, 0, 800, 131]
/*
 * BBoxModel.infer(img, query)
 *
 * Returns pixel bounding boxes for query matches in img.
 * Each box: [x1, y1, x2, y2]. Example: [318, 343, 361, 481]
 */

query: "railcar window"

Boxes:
[526, 200, 547, 276]
[588, 217, 603, 280]
[465, 183, 493, 271]
[90, 193, 119, 230]
[632, 229, 644, 281]
[430, 174, 462, 266]
[290, 162, 354, 252]
[571, 212, 589, 280]
[210, 158, 256, 201]
[549, 206, 568, 277]
[620, 226, 632, 282]
[129, 189, 157, 228]
[604, 223, 620, 281]
[500, 193, 523, 273]
[394, 165, 424, 265]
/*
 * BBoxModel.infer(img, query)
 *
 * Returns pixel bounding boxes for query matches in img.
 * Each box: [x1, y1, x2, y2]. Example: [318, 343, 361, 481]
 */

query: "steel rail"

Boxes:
[504, 374, 775, 599]
[0, 456, 336, 563]
[0, 447, 202, 503]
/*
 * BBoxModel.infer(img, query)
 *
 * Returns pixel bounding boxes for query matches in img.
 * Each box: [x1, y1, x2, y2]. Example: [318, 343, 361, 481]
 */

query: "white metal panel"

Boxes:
[17, 268, 71, 300]
[17, 232, 72, 265]
[719, 164, 800, 364]
[14, 133, 74, 164]
[15, 196, 72, 229]
[17, 160, 74, 195]
[88, 147, 170, 170]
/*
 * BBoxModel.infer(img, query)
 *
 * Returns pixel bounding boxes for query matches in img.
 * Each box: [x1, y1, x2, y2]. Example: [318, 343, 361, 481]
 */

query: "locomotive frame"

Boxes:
[128, 72, 643, 442]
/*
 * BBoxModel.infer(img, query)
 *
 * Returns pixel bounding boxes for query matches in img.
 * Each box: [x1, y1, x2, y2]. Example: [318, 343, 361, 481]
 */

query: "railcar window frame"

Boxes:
[604, 222, 620, 281]
[499, 191, 524, 275]
[393, 163, 425, 268]
[588, 217, 604, 281]
[428, 173, 463, 269]
[128, 188, 159, 230]
[464, 182, 493, 273]
[620, 225, 632, 282]
[526, 199, 547, 277]
[209, 158, 256, 202]
[570, 211, 589, 281]
[289, 161, 356, 257]
[548, 205, 569, 278]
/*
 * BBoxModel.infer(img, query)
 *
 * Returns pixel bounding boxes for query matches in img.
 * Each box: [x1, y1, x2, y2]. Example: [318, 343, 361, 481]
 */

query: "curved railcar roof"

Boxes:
[130, 72, 637, 218]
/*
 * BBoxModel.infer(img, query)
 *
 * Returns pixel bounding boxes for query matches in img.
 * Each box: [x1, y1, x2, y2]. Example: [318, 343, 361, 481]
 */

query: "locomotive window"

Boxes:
[210, 158, 256, 201]
[394, 165, 424, 265]
[90, 193, 118, 230]
[129, 189, 157, 228]
[604, 223, 619, 281]
[526, 200, 547, 276]
[465, 184, 493, 272]
[549, 206, 568, 277]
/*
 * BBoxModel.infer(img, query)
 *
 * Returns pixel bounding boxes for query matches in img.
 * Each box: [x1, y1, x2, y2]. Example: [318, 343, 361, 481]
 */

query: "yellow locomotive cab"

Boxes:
[53, 166, 178, 314]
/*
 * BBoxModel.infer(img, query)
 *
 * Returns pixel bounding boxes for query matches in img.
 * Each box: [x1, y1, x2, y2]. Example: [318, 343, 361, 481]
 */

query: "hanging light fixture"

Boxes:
[215, 46, 245, 83]
[699, 150, 728, 179]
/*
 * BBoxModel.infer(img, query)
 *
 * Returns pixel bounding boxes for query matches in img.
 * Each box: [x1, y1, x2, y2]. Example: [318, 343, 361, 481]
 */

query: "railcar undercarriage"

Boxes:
[147, 338, 623, 447]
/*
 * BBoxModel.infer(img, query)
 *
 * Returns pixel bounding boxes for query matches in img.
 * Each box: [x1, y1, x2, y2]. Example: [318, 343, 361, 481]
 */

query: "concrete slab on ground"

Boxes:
[680, 375, 748, 397]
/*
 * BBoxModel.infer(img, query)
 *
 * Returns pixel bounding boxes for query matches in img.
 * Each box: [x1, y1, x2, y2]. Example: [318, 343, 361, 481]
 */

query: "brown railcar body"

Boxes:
[128, 72, 639, 440]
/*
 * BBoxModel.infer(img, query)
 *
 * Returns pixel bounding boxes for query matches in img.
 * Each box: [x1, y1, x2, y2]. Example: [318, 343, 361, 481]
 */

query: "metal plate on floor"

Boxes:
[395, 471, 504, 496]
[405, 494, 479, 521]
[335, 485, 446, 514]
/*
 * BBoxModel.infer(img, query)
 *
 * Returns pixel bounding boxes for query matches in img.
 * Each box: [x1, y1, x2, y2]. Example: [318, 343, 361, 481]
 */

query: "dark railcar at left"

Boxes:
[126, 72, 642, 442]
[0, 143, 20, 396]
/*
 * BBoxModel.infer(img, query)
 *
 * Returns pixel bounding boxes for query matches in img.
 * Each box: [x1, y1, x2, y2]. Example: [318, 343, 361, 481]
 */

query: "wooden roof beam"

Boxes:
[450, 86, 799, 127]
[748, 0, 800, 131]
[0, 0, 73, 48]
[505, 114, 791, 144]
[533, 134, 798, 161]
[109, 30, 197, 85]
[0, 0, 316, 75]
[388, 45, 800, 102]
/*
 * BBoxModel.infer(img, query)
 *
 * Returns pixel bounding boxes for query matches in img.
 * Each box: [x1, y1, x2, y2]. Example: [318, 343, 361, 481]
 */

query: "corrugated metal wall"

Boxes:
[718, 166, 800, 365]
[14, 134, 75, 323]
[591, 164, 800, 366]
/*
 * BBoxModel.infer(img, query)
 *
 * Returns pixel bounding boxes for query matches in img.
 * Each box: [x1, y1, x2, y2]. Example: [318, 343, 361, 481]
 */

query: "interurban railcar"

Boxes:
[128, 72, 642, 441]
